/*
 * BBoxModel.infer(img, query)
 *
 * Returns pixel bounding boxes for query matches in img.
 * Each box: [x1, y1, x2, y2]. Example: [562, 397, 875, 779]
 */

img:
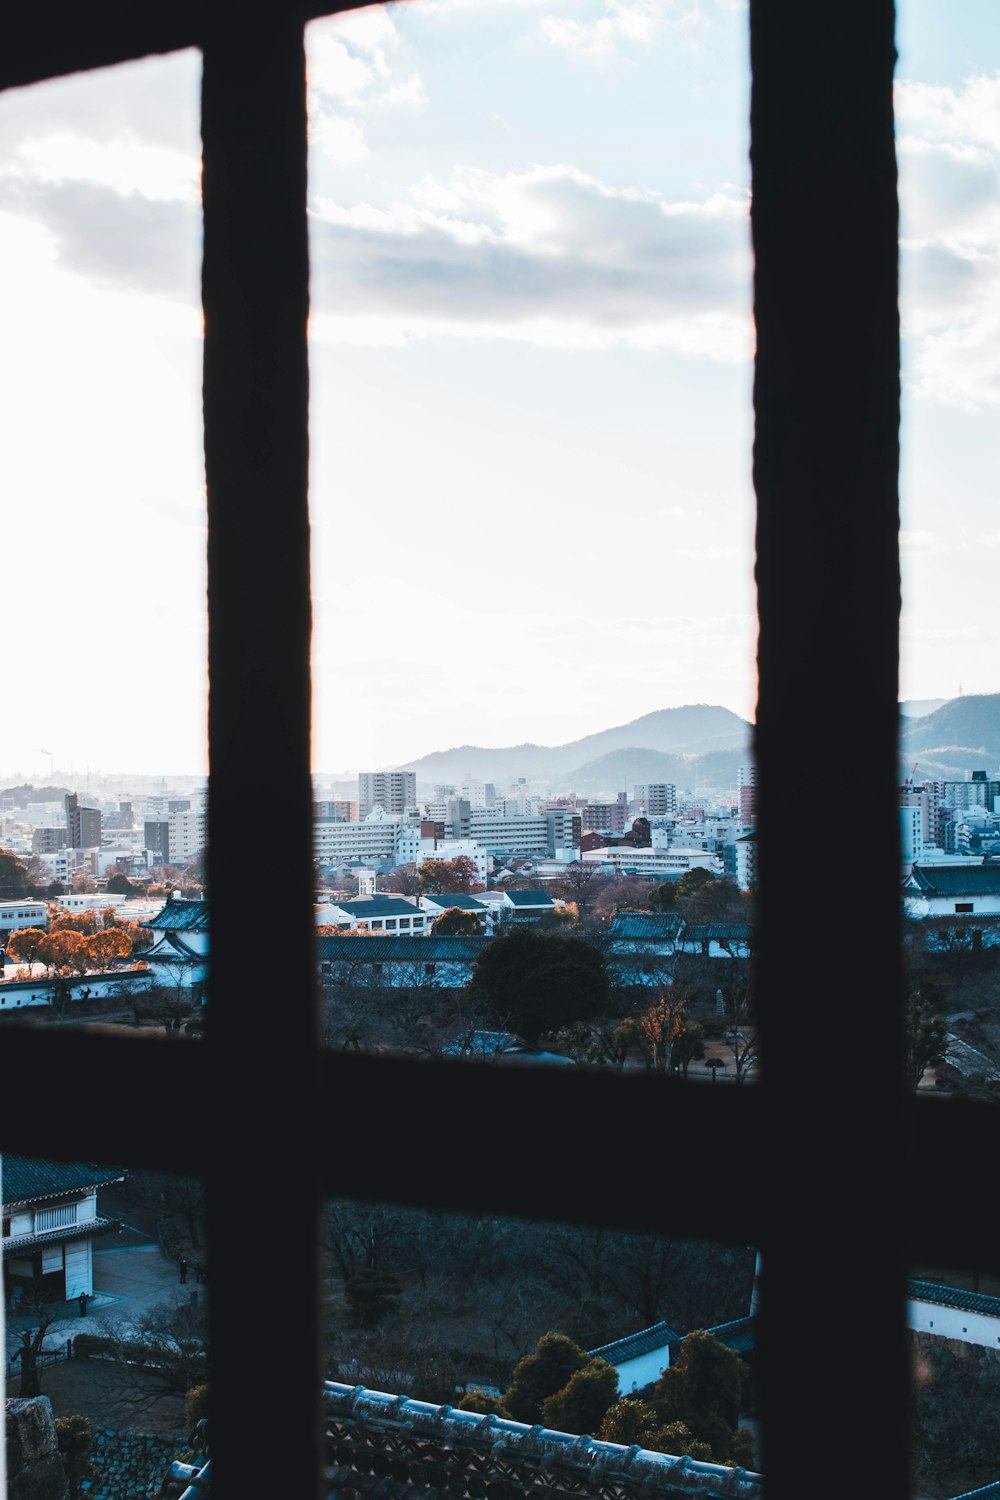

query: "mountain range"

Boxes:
[312, 693, 1000, 800]
[393, 705, 754, 796]
[900, 693, 1000, 782]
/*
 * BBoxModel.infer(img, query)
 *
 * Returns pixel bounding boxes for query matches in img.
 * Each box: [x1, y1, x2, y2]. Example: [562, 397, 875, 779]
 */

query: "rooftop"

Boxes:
[590, 1319, 681, 1365]
[318, 934, 491, 962]
[609, 911, 684, 940]
[141, 899, 210, 932]
[909, 1278, 1000, 1319]
[505, 890, 555, 907]
[906, 864, 1000, 897]
[2, 1156, 125, 1206]
[421, 893, 489, 911]
[324, 1383, 763, 1498]
[327, 896, 422, 919]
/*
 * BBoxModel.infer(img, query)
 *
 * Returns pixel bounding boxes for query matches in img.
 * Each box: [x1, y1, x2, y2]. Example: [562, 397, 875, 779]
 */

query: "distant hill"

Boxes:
[394, 705, 752, 786]
[549, 745, 747, 798]
[901, 693, 1000, 780]
[900, 698, 948, 718]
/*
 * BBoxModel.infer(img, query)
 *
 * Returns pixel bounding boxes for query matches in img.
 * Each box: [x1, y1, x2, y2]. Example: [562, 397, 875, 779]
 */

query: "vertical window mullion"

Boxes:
[201, 17, 322, 1499]
[751, 3, 909, 1498]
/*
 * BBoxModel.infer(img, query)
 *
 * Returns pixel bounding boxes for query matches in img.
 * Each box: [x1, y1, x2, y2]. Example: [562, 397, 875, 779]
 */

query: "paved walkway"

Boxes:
[6, 1232, 205, 1362]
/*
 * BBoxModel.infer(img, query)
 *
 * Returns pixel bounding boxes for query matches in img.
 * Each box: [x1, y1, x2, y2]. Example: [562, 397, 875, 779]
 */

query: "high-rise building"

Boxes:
[737, 765, 757, 830]
[65, 793, 101, 848]
[358, 771, 416, 820]
[633, 783, 678, 818]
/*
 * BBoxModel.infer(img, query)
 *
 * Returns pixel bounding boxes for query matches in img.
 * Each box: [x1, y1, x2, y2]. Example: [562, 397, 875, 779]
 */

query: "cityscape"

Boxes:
[6, 691, 1000, 1495]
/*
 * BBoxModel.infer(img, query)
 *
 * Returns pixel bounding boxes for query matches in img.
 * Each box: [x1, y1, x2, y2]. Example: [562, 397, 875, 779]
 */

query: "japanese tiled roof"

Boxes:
[333, 896, 423, 918]
[702, 1316, 757, 1355]
[906, 864, 1000, 896]
[141, 899, 210, 931]
[422, 894, 489, 910]
[505, 890, 555, 906]
[683, 923, 752, 943]
[324, 1384, 763, 1498]
[2, 1156, 125, 1206]
[318, 934, 491, 962]
[590, 1320, 681, 1364]
[609, 911, 684, 939]
[909, 1278, 1000, 1319]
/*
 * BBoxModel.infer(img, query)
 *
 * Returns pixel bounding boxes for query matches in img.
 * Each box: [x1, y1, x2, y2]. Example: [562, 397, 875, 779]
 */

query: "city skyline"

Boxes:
[1, 0, 997, 776]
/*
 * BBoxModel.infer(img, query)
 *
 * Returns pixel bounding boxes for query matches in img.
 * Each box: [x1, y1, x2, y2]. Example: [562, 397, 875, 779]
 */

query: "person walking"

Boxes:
[179, 1257, 189, 1285]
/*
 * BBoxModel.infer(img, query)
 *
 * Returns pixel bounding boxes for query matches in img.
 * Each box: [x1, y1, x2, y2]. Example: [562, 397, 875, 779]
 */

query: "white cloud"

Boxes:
[899, 528, 950, 556]
[896, 72, 1000, 408]
[309, 164, 751, 355]
[13, 132, 199, 203]
[538, 0, 705, 59]
[306, 8, 426, 139]
[309, 114, 369, 165]
[896, 74, 1000, 153]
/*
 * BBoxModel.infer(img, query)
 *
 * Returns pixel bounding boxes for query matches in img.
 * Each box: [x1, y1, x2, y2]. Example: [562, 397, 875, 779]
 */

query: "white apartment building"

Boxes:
[168, 807, 207, 865]
[314, 815, 405, 867]
[900, 805, 924, 866]
[466, 810, 578, 861]
[581, 847, 723, 879]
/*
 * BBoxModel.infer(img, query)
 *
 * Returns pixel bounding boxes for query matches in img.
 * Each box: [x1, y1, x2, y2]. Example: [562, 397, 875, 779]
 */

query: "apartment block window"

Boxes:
[0, 5, 933, 1500]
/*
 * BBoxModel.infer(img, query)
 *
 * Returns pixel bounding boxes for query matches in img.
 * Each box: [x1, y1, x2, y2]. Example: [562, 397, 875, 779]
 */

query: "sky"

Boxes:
[0, 0, 997, 779]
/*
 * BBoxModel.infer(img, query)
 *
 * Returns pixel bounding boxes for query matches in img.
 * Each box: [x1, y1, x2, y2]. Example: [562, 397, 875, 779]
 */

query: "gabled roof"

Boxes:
[906, 864, 1000, 897]
[145, 933, 203, 962]
[141, 899, 210, 932]
[609, 911, 684, 939]
[317, 934, 491, 962]
[3, 1156, 125, 1206]
[421, 893, 489, 911]
[909, 1278, 1000, 1319]
[331, 896, 422, 919]
[505, 890, 555, 907]
[590, 1320, 681, 1365]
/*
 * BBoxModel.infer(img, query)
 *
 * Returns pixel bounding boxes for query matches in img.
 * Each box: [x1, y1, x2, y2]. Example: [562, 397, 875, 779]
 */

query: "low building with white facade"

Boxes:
[0, 901, 47, 940]
[318, 933, 489, 988]
[590, 1321, 682, 1393]
[419, 893, 496, 932]
[3, 1156, 126, 1304]
[316, 895, 431, 935]
[908, 1279, 1000, 1351]
[903, 862, 1000, 919]
[54, 893, 129, 916]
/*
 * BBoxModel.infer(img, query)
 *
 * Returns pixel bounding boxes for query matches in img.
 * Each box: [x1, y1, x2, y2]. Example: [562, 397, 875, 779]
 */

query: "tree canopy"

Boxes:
[599, 1330, 753, 1466]
[502, 1333, 594, 1424]
[0, 848, 31, 898]
[417, 856, 484, 895]
[432, 907, 483, 935]
[469, 929, 610, 1043]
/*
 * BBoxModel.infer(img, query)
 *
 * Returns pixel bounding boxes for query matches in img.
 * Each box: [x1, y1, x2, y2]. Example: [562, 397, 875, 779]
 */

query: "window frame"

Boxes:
[1, 3, 963, 1498]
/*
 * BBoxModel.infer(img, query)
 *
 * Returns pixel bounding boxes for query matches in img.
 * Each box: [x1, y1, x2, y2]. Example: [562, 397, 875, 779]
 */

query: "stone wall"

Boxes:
[6, 1396, 68, 1500]
[86, 1429, 186, 1500]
